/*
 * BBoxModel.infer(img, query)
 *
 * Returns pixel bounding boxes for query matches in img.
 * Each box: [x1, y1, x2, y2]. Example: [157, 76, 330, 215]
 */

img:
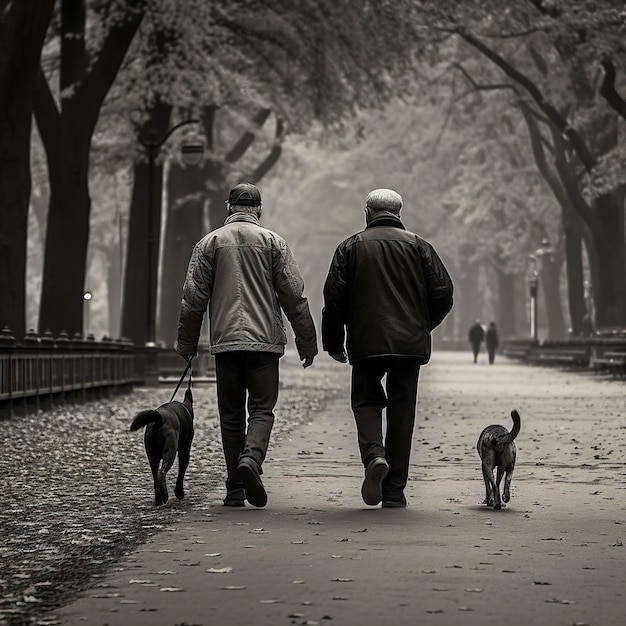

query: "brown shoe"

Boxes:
[361, 457, 389, 506]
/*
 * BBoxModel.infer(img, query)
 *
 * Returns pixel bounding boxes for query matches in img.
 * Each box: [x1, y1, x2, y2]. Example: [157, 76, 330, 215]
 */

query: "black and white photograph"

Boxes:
[1, 1, 626, 625]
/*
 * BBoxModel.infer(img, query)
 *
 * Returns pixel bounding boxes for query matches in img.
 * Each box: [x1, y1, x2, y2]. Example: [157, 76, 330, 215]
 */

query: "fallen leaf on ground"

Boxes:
[206, 567, 233, 573]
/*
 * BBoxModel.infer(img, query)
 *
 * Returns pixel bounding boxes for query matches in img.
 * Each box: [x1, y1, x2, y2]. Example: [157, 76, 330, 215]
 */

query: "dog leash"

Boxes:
[170, 355, 194, 402]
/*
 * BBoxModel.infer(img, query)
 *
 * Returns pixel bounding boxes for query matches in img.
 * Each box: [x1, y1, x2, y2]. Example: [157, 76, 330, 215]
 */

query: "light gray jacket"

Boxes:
[176, 212, 318, 359]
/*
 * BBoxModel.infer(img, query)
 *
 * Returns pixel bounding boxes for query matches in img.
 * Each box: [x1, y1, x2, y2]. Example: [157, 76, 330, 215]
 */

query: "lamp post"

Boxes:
[137, 120, 202, 349]
[528, 238, 553, 342]
[83, 291, 93, 338]
[528, 257, 538, 341]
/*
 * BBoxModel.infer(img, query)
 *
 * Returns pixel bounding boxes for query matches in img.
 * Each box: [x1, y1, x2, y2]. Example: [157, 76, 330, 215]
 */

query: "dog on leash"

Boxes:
[130, 388, 194, 506]
[477, 409, 521, 510]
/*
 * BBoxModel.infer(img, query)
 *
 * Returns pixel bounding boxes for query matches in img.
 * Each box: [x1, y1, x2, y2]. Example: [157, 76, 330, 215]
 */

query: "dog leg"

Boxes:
[175, 448, 190, 500]
[155, 470, 168, 506]
[502, 466, 514, 503]
[146, 447, 165, 506]
[481, 459, 496, 507]
[155, 446, 177, 506]
[494, 466, 506, 509]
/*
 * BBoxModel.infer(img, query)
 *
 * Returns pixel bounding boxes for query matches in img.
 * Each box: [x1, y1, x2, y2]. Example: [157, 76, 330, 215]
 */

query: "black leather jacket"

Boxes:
[322, 215, 453, 364]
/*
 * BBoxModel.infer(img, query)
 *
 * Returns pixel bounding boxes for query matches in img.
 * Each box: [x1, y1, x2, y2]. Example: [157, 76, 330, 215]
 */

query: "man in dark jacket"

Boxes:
[322, 188, 453, 508]
[485, 321, 499, 365]
[177, 183, 318, 508]
[468, 320, 485, 364]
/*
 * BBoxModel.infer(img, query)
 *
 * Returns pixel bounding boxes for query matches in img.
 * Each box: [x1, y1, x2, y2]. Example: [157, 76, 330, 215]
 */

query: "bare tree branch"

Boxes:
[456, 27, 597, 172]
[600, 57, 626, 121]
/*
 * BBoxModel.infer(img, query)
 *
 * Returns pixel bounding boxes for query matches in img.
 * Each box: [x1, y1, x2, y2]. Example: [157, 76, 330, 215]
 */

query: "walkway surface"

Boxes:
[49, 352, 625, 626]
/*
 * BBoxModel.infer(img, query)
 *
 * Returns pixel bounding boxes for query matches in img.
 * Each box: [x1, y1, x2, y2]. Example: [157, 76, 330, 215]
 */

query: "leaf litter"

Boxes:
[0, 370, 340, 626]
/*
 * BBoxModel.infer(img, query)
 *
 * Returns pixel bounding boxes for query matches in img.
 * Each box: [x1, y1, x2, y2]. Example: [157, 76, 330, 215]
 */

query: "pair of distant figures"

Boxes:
[469, 321, 499, 364]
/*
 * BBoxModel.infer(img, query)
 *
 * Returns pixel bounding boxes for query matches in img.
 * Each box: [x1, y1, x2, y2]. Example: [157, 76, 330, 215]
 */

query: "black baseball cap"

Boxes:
[227, 182, 261, 206]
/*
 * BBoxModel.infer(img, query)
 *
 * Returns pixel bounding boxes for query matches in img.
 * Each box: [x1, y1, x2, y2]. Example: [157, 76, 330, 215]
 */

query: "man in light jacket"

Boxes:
[177, 183, 318, 508]
[322, 188, 453, 508]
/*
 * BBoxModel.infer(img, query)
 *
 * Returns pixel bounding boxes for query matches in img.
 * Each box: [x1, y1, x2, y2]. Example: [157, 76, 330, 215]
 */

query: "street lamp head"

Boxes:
[181, 140, 204, 166]
[83, 291, 93, 301]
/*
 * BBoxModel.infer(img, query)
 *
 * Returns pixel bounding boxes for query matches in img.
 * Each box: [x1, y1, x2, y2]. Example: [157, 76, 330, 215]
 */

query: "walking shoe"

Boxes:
[361, 457, 389, 506]
[237, 457, 267, 508]
[382, 495, 407, 508]
[223, 488, 246, 507]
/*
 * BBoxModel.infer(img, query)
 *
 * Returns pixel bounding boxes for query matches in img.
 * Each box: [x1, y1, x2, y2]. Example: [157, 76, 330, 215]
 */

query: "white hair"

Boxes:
[365, 188, 403, 214]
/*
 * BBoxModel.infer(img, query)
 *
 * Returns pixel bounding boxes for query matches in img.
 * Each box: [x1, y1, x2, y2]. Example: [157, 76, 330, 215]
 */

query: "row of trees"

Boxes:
[263, 1, 626, 340]
[428, 0, 626, 336]
[2, 1, 625, 347]
[1, 0, 417, 344]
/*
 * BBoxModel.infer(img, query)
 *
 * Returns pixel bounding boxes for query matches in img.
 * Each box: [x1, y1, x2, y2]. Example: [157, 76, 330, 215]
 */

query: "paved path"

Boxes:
[50, 352, 626, 626]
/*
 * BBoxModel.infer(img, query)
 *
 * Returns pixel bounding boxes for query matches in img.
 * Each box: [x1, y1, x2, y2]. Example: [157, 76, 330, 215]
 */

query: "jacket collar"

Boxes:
[225, 212, 261, 226]
[365, 214, 406, 230]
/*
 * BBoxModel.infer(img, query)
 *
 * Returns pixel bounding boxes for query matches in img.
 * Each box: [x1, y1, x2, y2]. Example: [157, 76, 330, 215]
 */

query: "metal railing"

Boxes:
[0, 327, 217, 418]
[0, 328, 136, 418]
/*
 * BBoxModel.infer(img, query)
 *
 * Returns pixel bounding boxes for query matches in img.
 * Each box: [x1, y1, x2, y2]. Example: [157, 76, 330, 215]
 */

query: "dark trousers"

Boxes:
[471, 342, 481, 363]
[215, 351, 280, 492]
[351, 356, 421, 501]
[487, 346, 496, 364]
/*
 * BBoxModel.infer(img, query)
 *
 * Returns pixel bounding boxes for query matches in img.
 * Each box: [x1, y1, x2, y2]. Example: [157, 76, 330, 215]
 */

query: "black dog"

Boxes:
[130, 388, 194, 506]
[476, 409, 521, 510]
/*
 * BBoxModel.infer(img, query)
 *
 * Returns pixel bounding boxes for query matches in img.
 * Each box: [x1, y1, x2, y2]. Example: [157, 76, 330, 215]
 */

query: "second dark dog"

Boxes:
[476, 409, 521, 510]
[130, 388, 194, 506]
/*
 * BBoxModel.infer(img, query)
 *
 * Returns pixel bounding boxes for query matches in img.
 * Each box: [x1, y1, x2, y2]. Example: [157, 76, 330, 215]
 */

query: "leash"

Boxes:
[170, 355, 194, 402]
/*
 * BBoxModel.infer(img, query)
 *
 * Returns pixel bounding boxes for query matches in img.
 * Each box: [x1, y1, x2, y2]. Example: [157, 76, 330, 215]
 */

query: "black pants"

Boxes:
[351, 356, 421, 501]
[215, 351, 280, 492]
[471, 342, 481, 363]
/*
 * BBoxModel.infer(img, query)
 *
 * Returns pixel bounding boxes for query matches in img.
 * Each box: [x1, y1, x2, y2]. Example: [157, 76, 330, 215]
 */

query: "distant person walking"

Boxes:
[485, 321, 499, 365]
[322, 188, 453, 508]
[468, 320, 485, 363]
[176, 183, 318, 508]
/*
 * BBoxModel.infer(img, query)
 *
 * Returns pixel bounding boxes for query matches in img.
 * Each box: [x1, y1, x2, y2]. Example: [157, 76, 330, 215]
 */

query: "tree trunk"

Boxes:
[106, 244, 122, 338]
[157, 105, 218, 346]
[158, 162, 206, 347]
[0, 0, 54, 340]
[539, 249, 567, 340]
[34, 0, 143, 337]
[493, 266, 516, 338]
[38, 123, 92, 336]
[121, 101, 172, 345]
[564, 213, 586, 335]
[587, 193, 626, 328]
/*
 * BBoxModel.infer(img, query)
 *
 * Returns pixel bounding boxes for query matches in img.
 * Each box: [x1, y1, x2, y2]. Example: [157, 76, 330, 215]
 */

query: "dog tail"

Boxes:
[501, 409, 521, 443]
[130, 410, 163, 431]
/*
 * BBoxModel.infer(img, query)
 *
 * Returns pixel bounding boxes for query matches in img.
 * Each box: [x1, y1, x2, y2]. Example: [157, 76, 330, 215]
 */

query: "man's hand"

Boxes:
[330, 351, 348, 363]
[302, 356, 315, 368]
[175, 343, 197, 361]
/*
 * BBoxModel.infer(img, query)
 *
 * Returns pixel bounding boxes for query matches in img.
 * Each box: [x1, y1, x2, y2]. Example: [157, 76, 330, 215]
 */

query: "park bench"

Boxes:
[591, 350, 626, 377]
[502, 338, 538, 361]
[527, 346, 590, 368]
